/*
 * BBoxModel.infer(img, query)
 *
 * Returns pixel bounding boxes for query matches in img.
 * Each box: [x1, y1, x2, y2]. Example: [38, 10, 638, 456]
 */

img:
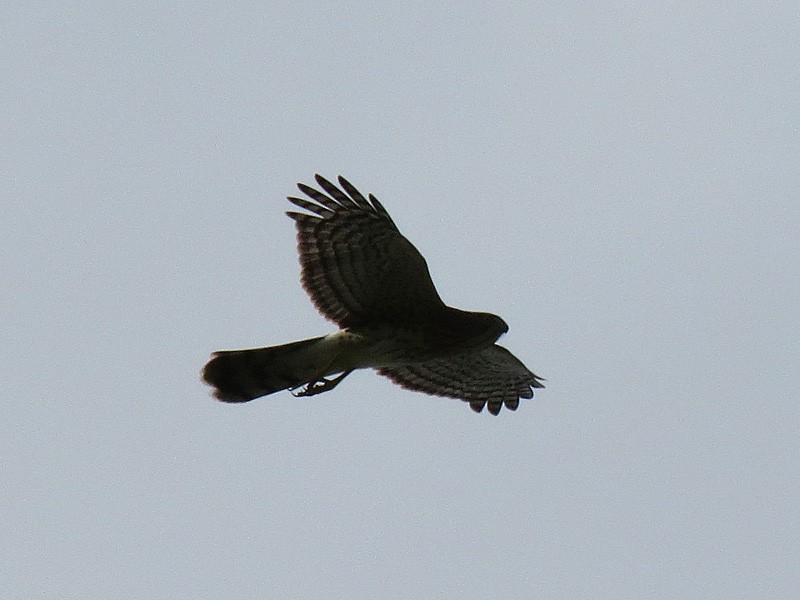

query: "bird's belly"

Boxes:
[326, 327, 468, 372]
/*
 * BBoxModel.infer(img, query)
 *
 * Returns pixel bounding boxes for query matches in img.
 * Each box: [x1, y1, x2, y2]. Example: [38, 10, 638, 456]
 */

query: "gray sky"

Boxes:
[4, 2, 799, 598]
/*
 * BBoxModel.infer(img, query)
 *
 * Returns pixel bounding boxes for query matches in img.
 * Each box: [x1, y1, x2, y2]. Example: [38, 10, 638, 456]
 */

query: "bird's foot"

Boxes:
[291, 370, 353, 397]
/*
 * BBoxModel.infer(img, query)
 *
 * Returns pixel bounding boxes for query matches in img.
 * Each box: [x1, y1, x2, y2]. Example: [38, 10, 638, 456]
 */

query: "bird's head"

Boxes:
[474, 311, 509, 343]
[445, 310, 509, 346]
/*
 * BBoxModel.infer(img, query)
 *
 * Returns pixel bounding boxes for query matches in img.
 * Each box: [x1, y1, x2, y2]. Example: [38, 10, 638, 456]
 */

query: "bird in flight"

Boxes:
[202, 175, 544, 415]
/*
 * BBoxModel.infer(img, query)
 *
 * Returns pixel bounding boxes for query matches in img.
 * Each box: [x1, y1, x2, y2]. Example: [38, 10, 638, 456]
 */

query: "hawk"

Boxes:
[202, 175, 544, 415]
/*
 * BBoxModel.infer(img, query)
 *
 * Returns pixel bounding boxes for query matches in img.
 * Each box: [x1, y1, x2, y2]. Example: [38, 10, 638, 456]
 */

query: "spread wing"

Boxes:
[287, 175, 446, 328]
[377, 344, 545, 415]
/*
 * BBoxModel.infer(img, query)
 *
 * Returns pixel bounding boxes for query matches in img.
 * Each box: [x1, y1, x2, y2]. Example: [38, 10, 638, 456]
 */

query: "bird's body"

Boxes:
[202, 175, 544, 415]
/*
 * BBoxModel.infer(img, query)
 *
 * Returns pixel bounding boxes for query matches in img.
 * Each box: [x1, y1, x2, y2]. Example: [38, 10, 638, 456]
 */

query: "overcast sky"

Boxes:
[4, 2, 799, 598]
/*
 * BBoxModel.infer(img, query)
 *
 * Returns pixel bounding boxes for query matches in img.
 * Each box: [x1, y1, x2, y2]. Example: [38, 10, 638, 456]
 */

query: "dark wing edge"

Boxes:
[286, 175, 398, 231]
[285, 175, 402, 327]
[285, 175, 446, 329]
[377, 344, 544, 415]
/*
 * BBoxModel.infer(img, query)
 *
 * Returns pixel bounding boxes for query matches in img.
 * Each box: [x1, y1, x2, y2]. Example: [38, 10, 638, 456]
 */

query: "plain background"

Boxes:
[4, 2, 798, 598]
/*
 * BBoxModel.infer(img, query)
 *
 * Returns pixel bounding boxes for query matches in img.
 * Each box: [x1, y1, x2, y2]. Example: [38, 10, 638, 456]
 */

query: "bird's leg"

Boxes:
[291, 370, 354, 397]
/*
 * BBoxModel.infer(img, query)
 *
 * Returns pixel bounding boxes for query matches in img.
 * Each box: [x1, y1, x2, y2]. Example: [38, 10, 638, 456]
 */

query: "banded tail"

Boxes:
[202, 336, 348, 402]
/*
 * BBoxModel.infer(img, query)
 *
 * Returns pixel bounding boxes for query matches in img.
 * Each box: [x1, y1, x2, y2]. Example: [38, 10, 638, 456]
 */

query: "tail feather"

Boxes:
[202, 336, 330, 403]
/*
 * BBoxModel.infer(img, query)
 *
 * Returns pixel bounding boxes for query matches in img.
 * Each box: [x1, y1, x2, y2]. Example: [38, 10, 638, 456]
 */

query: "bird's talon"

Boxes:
[291, 371, 352, 397]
